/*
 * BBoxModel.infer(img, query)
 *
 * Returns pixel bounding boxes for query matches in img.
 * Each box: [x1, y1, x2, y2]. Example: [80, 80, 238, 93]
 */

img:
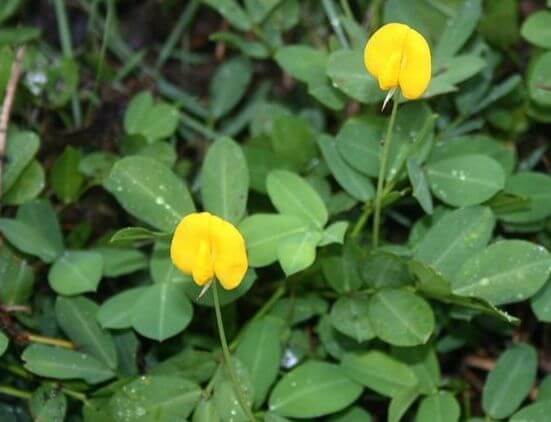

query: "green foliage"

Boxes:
[1, 1, 551, 420]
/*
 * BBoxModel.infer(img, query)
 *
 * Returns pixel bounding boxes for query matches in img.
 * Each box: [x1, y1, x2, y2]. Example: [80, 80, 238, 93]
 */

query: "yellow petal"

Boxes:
[364, 23, 409, 85]
[399, 29, 432, 99]
[192, 240, 215, 286]
[364, 23, 432, 99]
[378, 52, 402, 90]
[210, 215, 248, 290]
[170, 212, 211, 277]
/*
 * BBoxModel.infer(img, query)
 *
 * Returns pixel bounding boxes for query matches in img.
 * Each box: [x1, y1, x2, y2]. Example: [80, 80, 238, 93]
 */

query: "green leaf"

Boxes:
[326, 50, 385, 104]
[511, 400, 551, 422]
[482, 343, 537, 419]
[201, 137, 249, 223]
[532, 279, 551, 322]
[362, 251, 412, 289]
[105, 156, 195, 232]
[97, 287, 147, 329]
[318, 135, 375, 201]
[277, 231, 321, 276]
[321, 242, 363, 293]
[108, 375, 201, 420]
[3, 129, 40, 193]
[48, 251, 103, 295]
[341, 351, 417, 397]
[368, 289, 435, 346]
[271, 116, 317, 172]
[336, 117, 383, 178]
[203, 0, 252, 31]
[240, 214, 310, 267]
[0, 219, 60, 263]
[131, 283, 193, 341]
[434, 0, 482, 63]
[388, 387, 420, 422]
[55, 296, 118, 370]
[416, 391, 460, 422]
[0, 331, 8, 356]
[3, 159, 45, 205]
[236, 316, 284, 408]
[110, 227, 168, 244]
[452, 240, 551, 305]
[319, 221, 349, 246]
[498, 172, 551, 223]
[521, 10, 551, 49]
[50, 146, 84, 204]
[192, 399, 220, 421]
[244, 0, 281, 23]
[392, 345, 440, 395]
[267, 170, 328, 229]
[429, 135, 517, 175]
[97, 247, 148, 277]
[0, 245, 34, 305]
[528, 51, 551, 106]
[30, 384, 67, 422]
[210, 56, 252, 119]
[124, 91, 180, 142]
[330, 296, 374, 342]
[275, 45, 326, 83]
[269, 361, 363, 418]
[414, 206, 495, 280]
[426, 154, 505, 207]
[213, 358, 254, 420]
[407, 158, 433, 214]
[211, 31, 269, 59]
[22, 344, 115, 384]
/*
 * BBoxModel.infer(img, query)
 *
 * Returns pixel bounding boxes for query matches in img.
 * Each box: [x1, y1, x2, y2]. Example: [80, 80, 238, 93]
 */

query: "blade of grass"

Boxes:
[322, 0, 350, 48]
[52, 0, 82, 127]
[156, 0, 200, 69]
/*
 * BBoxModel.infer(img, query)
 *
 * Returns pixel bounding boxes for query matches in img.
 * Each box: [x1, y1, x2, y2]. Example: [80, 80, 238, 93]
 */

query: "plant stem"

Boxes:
[351, 202, 372, 238]
[212, 282, 256, 422]
[0, 385, 32, 400]
[0, 362, 33, 380]
[156, 0, 200, 69]
[322, 0, 350, 49]
[372, 98, 399, 248]
[52, 0, 82, 126]
[26, 333, 74, 349]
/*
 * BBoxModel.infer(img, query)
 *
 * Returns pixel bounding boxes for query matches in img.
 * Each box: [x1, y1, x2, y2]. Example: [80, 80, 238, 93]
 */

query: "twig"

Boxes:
[0, 46, 25, 208]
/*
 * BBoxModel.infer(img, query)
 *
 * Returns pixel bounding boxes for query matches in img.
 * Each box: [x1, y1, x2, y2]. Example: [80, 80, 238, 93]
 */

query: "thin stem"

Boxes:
[156, 0, 200, 69]
[53, 0, 82, 126]
[26, 333, 74, 349]
[212, 283, 256, 422]
[0, 362, 33, 380]
[0, 47, 25, 209]
[372, 98, 399, 248]
[340, 0, 353, 20]
[0, 385, 32, 400]
[351, 203, 372, 238]
[62, 387, 89, 405]
[322, 0, 350, 48]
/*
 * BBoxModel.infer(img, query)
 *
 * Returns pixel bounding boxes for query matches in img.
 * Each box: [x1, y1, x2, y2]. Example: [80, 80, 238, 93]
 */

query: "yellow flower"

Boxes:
[170, 212, 248, 290]
[364, 23, 431, 100]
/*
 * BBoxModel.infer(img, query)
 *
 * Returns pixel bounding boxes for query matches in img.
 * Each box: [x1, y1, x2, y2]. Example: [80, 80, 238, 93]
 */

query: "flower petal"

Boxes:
[170, 212, 211, 276]
[211, 215, 248, 290]
[399, 28, 432, 99]
[364, 23, 409, 84]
